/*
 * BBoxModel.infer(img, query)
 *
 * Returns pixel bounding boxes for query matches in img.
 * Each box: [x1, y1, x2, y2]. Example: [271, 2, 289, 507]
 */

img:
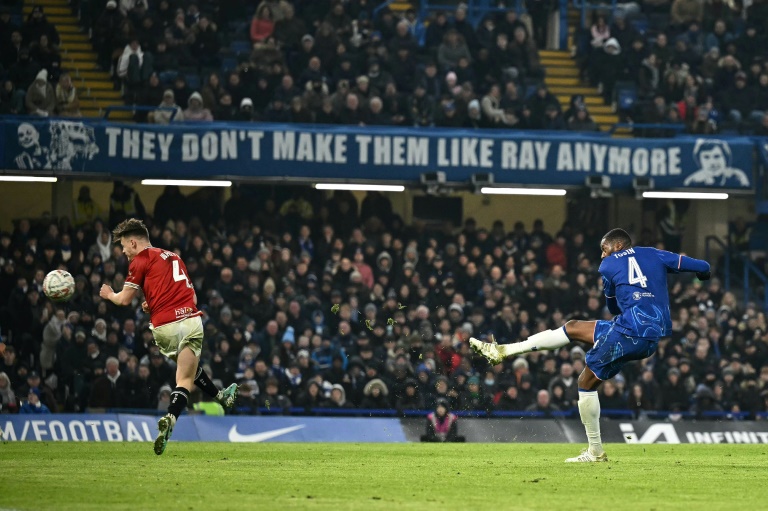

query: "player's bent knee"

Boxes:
[564, 319, 595, 345]
[578, 366, 602, 391]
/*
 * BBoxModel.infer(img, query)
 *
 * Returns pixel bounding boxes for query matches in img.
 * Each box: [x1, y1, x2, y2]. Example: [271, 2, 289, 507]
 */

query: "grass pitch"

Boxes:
[1, 443, 765, 510]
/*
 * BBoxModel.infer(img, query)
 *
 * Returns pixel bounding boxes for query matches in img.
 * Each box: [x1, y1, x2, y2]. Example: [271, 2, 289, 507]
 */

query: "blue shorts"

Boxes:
[585, 320, 659, 381]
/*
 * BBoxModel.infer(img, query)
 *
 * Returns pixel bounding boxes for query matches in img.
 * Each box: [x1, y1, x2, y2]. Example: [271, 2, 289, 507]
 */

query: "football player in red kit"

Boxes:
[100, 218, 237, 455]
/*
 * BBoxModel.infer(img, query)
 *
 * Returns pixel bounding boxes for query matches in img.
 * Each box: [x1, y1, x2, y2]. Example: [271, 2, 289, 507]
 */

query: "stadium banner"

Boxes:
[0, 119, 755, 189]
[4, 415, 768, 443]
[0, 414, 407, 442]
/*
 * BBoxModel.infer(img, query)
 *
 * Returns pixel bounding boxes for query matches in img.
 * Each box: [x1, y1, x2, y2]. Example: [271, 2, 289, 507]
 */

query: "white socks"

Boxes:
[498, 327, 570, 357]
[578, 390, 604, 456]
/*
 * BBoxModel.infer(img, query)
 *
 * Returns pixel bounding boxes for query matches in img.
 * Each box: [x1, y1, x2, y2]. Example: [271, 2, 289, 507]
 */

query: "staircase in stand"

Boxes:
[24, 0, 131, 120]
[539, 9, 622, 134]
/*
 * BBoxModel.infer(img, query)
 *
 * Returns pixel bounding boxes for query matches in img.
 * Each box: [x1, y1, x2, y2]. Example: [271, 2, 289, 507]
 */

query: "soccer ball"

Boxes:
[43, 269, 76, 302]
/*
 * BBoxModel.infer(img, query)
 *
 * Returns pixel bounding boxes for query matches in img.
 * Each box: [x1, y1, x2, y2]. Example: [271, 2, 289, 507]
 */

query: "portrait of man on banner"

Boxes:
[684, 139, 750, 187]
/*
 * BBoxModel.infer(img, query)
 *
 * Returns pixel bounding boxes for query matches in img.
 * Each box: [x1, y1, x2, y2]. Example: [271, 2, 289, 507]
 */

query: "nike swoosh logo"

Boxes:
[228, 424, 306, 443]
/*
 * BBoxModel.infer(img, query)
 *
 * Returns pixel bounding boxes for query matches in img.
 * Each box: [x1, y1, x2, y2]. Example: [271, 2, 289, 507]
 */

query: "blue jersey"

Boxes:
[599, 246, 710, 339]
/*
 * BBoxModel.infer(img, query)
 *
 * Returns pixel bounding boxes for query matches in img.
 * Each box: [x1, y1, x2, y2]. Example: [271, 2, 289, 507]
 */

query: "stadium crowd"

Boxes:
[1, 182, 767, 420]
[3, 0, 766, 133]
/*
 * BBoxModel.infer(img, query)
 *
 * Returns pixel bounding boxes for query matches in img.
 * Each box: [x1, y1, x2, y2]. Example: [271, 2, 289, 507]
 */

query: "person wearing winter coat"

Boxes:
[325, 383, 354, 408]
[25, 69, 55, 116]
[396, 379, 425, 411]
[0, 371, 17, 413]
[54, 72, 81, 117]
[19, 388, 51, 414]
[183, 91, 214, 121]
[360, 378, 391, 408]
[151, 89, 184, 124]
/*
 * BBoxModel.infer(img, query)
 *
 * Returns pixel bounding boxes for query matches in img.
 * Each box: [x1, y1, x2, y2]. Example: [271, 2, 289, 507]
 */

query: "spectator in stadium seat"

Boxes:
[215, 93, 237, 121]
[25, 69, 55, 116]
[325, 383, 353, 408]
[494, 384, 522, 411]
[526, 389, 561, 416]
[17, 370, 57, 412]
[19, 388, 50, 414]
[360, 378, 390, 408]
[23, 5, 60, 48]
[54, 73, 81, 117]
[250, 5, 275, 43]
[235, 97, 255, 122]
[0, 371, 17, 413]
[295, 380, 324, 411]
[598, 380, 627, 409]
[567, 104, 600, 131]
[542, 104, 566, 130]
[201, 72, 225, 111]
[259, 377, 292, 410]
[190, 15, 220, 69]
[671, 0, 704, 31]
[438, 29, 472, 72]
[183, 91, 214, 121]
[723, 72, 754, 125]
[150, 89, 184, 124]
[396, 379, 425, 411]
[88, 357, 125, 409]
[458, 376, 493, 411]
[30, 34, 61, 81]
[510, 26, 543, 80]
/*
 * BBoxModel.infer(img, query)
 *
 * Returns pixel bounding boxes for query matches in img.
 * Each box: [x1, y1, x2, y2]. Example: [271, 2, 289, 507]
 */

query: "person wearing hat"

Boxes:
[23, 5, 60, 48]
[458, 375, 493, 412]
[396, 378, 425, 411]
[19, 387, 51, 414]
[421, 398, 465, 442]
[151, 89, 184, 124]
[25, 68, 55, 116]
[360, 378, 390, 409]
[17, 370, 58, 412]
[724, 71, 755, 125]
[183, 91, 214, 121]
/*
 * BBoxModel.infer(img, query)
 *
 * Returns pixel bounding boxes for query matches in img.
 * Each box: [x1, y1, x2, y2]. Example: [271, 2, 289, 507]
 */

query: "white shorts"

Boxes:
[150, 316, 203, 361]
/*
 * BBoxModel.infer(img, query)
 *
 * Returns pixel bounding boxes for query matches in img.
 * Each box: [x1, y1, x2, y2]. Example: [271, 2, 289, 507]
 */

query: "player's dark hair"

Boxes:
[602, 228, 632, 248]
[112, 218, 149, 242]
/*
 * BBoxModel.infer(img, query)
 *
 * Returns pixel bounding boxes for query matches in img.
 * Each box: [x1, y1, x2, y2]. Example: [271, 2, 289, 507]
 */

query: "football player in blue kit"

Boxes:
[470, 228, 711, 462]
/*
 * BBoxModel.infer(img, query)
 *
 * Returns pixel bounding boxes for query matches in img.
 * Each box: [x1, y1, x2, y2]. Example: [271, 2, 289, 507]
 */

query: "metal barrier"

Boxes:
[103, 105, 178, 122]
[418, 0, 526, 27]
[372, 0, 397, 19]
[573, 0, 617, 29]
[743, 257, 768, 308]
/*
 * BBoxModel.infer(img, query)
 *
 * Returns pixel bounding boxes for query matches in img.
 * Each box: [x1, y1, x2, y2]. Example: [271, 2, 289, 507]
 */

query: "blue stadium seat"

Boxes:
[221, 57, 238, 73]
[185, 73, 201, 90]
[617, 86, 638, 112]
[230, 41, 251, 55]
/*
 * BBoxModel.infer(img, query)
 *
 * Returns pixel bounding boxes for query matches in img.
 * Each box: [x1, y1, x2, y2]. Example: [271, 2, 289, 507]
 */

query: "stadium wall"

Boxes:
[3, 415, 768, 444]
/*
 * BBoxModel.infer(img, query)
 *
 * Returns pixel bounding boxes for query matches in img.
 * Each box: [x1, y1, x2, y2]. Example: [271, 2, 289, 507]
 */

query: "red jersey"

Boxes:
[124, 247, 201, 328]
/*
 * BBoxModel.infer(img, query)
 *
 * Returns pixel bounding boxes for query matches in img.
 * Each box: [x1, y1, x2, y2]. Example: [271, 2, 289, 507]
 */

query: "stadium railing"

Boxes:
[418, 0, 526, 29]
[103, 105, 178, 121]
[572, 0, 617, 29]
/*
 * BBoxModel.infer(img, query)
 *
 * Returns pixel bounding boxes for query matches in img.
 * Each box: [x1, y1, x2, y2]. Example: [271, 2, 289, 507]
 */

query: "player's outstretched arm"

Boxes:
[658, 250, 711, 280]
[100, 284, 138, 306]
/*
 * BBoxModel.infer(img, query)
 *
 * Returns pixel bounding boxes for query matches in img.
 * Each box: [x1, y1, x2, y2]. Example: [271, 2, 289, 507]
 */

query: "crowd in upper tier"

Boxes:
[6, 1, 766, 134]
